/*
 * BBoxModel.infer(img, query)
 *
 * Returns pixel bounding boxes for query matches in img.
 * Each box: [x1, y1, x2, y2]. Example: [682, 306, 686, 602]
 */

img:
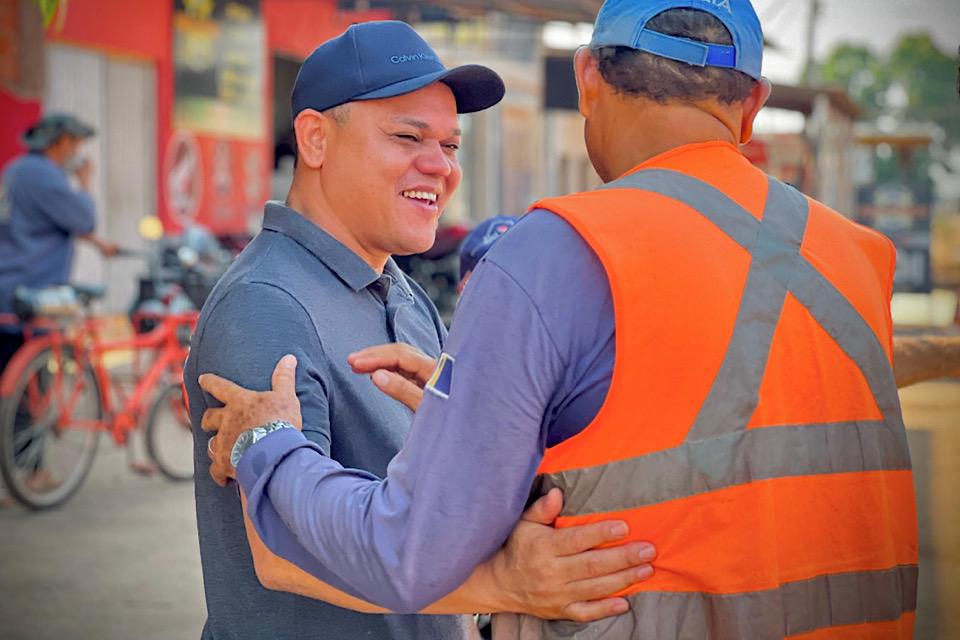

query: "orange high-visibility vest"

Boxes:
[507, 142, 918, 639]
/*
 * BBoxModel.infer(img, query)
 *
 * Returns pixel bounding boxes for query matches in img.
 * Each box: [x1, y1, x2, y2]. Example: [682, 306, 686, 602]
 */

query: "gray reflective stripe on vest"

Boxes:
[542, 170, 908, 517]
[507, 565, 918, 640]
[535, 420, 910, 515]
[687, 177, 809, 440]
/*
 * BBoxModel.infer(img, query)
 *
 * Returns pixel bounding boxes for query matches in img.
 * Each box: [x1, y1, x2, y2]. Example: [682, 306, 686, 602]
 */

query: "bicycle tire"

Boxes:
[0, 344, 101, 510]
[145, 383, 194, 481]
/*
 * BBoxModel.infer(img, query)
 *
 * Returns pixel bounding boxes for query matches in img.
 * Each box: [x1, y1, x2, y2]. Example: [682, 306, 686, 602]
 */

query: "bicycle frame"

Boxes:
[1, 310, 196, 446]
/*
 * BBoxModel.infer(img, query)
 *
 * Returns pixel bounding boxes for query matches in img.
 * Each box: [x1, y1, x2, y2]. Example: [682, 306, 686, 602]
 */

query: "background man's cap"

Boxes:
[459, 215, 518, 279]
[590, 0, 764, 80]
[22, 113, 95, 151]
[292, 20, 505, 117]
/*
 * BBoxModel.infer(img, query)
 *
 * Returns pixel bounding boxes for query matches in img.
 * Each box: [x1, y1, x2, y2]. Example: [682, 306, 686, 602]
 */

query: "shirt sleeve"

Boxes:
[192, 281, 332, 453]
[238, 258, 566, 613]
[29, 166, 96, 235]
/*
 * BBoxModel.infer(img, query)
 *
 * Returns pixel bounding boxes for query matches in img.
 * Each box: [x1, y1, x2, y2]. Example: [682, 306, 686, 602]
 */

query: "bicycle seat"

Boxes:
[70, 283, 107, 302]
[13, 285, 83, 320]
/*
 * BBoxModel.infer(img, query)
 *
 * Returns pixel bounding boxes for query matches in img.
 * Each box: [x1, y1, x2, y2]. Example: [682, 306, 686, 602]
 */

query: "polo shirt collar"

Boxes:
[262, 202, 385, 292]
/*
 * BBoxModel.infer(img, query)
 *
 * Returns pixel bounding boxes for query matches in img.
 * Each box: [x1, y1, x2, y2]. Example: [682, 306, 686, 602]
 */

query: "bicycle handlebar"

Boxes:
[113, 247, 146, 259]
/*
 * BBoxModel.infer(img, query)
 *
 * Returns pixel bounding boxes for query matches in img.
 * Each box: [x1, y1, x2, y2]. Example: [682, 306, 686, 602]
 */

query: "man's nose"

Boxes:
[414, 142, 454, 177]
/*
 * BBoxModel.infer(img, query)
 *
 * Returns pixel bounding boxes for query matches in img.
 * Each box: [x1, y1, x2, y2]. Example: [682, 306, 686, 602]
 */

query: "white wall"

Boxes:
[45, 44, 156, 313]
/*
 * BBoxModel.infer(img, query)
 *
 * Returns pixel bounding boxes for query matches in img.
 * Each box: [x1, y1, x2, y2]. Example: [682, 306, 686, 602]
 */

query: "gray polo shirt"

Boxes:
[184, 202, 470, 640]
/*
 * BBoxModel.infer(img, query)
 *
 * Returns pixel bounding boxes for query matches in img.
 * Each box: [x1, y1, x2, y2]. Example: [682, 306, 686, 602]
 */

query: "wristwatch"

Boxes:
[230, 420, 297, 469]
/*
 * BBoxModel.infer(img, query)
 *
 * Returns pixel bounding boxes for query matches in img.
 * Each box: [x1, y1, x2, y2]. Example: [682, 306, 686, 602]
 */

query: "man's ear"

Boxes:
[293, 109, 333, 170]
[740, 77, 772, 144]
[574, 46, 601, 120]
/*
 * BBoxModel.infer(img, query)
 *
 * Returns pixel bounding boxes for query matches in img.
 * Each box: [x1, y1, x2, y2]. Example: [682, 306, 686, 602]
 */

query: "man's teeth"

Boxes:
[402, 190, 438, 203]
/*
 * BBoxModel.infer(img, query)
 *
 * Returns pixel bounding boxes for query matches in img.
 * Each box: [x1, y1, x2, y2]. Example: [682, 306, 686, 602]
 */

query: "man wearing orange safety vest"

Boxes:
[200, 1, 919, 637]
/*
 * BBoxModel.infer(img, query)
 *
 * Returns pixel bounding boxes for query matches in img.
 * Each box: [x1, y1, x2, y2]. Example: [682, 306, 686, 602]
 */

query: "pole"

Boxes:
[802, 0, 821, 85]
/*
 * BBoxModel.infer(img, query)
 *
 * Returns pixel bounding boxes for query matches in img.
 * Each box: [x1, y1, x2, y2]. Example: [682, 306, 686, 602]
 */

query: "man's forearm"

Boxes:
[893, 336, 960, 388]
[242, 491, 507, 614]
[241, 493, 388, 613]
[238, 429, 513, 613]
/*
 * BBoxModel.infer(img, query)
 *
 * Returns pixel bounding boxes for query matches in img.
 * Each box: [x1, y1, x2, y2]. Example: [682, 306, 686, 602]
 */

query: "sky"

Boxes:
[755, 0, 960, 84]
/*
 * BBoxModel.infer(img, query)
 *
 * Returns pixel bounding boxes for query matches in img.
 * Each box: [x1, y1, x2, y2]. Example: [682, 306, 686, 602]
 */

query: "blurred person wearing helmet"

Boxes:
[458, 215, 518, 294]
[200, 2, 919, 637]
[0, 113, 118, 500]
[185, 20, 655, 640]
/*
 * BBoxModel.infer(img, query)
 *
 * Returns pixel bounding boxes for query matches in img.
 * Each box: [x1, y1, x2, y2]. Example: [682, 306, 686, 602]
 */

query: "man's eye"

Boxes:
[444, 143, 460, 151]
[395, 134, 419, 142]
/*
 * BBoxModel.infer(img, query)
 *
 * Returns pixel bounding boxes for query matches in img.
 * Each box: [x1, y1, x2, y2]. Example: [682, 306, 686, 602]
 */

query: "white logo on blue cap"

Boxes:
[390, 52, 439, 64]
[698, 0, 733, 14]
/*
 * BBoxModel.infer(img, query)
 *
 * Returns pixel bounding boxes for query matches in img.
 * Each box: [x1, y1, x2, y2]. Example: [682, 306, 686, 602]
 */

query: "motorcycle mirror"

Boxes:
[138, 216, 164, 241]
[177, 246, 199, 268]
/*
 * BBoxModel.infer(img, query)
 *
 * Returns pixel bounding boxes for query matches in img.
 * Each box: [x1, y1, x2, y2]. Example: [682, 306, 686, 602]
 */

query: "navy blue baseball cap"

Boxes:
[590, 0, 764, 80]
[459, 216, 518, 279]
[292, 21, 505, 118]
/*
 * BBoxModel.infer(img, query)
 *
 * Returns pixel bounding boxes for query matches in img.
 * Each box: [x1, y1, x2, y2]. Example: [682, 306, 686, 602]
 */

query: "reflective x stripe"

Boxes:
[600, 170, 903, 436]
[542, 171, 909, 517]
[517, 170, 915, 640]
[687, 176, 809, 440]
[521, 565, 918, 640]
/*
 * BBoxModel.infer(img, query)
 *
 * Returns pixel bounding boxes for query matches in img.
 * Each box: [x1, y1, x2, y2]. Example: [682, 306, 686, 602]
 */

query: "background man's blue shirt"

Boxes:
[0, 153, 96, 326]
[185, 203, 469, 640]
[238, 209, 615, 611]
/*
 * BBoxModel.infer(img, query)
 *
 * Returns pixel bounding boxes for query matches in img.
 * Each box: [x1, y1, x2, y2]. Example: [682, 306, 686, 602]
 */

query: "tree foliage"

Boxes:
[819, 33, 960, 147]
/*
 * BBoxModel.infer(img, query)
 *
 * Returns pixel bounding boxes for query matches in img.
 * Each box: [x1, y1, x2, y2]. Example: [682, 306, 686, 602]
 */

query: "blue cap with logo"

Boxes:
[292, 20, 505, 117]
[590, 0, 764, 80]
[459, 215, 519, 280]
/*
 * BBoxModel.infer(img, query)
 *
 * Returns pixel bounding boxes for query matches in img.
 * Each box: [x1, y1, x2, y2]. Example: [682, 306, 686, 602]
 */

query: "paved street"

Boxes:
[0, 443, 206, 640]
[0, 380, 956, 640]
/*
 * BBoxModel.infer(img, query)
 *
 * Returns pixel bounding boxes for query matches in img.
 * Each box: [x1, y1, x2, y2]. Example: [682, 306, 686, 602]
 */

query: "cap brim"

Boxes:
[353, 64, 505, 114]
[67, 123, 96, 138]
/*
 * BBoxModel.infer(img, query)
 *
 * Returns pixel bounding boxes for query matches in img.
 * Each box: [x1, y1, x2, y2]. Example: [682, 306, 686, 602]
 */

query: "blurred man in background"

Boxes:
[0, 113, 118, 501]
[0, 113, 118, 373]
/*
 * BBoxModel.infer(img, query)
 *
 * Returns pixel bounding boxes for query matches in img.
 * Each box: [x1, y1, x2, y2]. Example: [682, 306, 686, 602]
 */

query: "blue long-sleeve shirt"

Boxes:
[0, 153, 96, 326]
[237, 209, 615, 612]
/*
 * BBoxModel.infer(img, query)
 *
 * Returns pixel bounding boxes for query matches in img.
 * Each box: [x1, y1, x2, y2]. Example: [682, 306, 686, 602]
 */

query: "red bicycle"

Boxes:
[0, 284, 197, 510]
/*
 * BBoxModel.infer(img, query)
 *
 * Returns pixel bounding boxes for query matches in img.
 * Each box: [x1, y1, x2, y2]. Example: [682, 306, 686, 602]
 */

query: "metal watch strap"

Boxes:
[230, 420, 297, 469]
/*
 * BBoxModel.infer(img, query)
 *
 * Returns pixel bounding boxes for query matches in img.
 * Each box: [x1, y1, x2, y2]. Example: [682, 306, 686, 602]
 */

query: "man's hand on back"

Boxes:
[489, 488, 655, 621]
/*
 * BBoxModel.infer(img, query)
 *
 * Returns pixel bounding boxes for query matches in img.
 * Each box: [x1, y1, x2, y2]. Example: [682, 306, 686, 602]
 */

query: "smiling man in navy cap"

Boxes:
[186, 21, 654, 640]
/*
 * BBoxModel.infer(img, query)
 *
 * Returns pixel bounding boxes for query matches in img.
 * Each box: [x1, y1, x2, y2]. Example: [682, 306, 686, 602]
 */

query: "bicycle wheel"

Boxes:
[0, 345, 101, 510]
[145, 383, 194, 481]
